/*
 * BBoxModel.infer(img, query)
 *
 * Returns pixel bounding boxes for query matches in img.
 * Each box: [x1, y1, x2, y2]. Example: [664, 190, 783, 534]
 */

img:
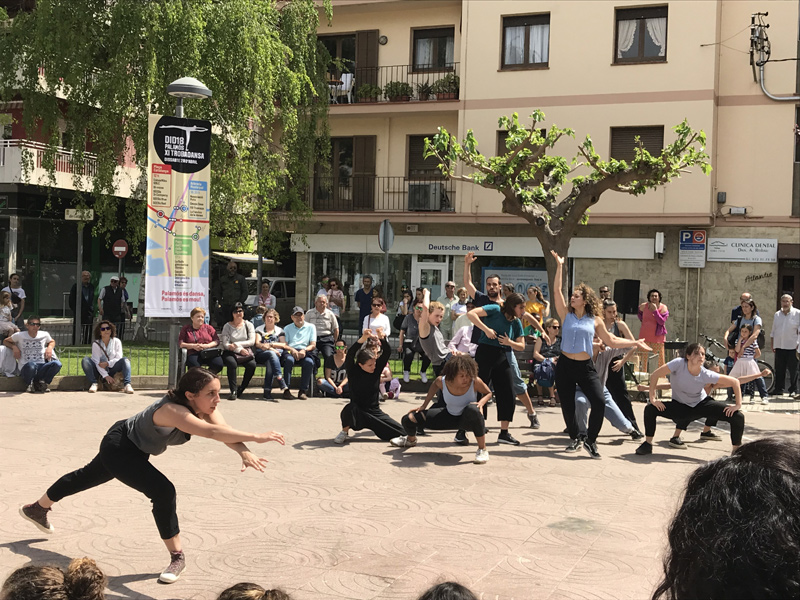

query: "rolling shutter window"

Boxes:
[610, 126, 664, 162]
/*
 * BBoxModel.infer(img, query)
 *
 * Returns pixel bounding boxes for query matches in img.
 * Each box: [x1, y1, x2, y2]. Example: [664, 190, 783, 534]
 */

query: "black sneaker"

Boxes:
[629, 429, 644, 441]
[583, 440, 601, 459]
[669, 436, 687, 450]
[527, 413, 541, 429]
[577, 433, 587, 444]
[565, 439, 581, 452]
[33, 380, 47, 393]
[453, 430, 469, 445]
[416, 428, 428, 437]
[700, 430, 721, 441]
[635, 441, 653, 455]
[262, 393, 278, 403]
[227, 391, 237, 401]
[498, 431, 520, 446]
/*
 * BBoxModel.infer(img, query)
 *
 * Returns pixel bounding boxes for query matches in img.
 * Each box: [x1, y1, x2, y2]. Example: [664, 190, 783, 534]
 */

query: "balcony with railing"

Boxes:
[328, 63, 460, 106]
[308, 175, 455, 213]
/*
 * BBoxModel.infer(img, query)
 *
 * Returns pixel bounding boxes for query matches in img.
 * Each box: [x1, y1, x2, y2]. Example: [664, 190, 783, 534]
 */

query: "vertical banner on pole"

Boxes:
[145, 114, 211, 317]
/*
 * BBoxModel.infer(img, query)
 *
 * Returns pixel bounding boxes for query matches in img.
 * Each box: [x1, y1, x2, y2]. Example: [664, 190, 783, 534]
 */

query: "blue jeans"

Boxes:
[255, 350, 287, 395]
[81, 357, 132, 385]
[282, 351, 315, 392]
[21, 360, 63, 385]
[574, 385, 631, 436]
[508, 351, 527, 396]
[317, 380, 350, 398]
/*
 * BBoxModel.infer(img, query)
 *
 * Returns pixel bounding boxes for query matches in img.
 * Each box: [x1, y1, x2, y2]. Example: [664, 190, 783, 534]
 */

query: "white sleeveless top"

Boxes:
[441, 376, 476, 416]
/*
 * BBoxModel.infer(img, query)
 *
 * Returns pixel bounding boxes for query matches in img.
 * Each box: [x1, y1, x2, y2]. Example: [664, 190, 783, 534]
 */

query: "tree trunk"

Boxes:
[536, 229, 572, 310]
[133, 261, 149, 342]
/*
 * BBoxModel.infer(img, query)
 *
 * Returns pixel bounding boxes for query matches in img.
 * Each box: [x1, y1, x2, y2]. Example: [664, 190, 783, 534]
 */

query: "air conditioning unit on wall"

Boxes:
[408, 182, 444, 211]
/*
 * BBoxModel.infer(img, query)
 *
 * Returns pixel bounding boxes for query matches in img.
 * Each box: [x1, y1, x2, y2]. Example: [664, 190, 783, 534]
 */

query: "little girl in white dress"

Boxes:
[0, 291, 19, 337]
[729, 324, 769, 403]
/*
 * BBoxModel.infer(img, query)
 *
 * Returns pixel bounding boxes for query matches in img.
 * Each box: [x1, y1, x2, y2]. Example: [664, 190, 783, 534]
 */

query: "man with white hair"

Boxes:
[770, 293, 800, 398]
[437, 281, 458, 340]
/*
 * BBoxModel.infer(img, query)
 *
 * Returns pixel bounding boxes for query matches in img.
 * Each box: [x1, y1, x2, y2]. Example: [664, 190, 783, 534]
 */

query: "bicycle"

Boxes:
[700, 334, 774, 396]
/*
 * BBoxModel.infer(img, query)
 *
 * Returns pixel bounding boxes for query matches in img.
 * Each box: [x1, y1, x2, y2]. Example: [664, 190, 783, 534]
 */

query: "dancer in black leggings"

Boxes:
[333, 328, 404, 444]
[601, 299, 641, 434]
[18, 368, 285, 584]
[550, 251, 650, 458]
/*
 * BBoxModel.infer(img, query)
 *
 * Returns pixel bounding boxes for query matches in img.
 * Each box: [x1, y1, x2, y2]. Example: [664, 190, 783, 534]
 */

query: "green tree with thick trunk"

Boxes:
[425, 110, 711, 299]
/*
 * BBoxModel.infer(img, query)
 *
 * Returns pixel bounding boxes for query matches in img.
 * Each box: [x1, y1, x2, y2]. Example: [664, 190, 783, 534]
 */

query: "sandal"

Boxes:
[537, 397, 545, 406]
[548, 399, 556, 407]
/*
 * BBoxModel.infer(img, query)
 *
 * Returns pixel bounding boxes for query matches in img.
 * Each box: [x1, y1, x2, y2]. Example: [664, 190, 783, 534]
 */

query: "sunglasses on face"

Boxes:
[100, 326, 111, 331]
[414, 307, 423, 311]
[28, 322, 41, 327]
[234, 309, 244, 314]
[551, 325, 560, 329]
[335, 345, 346, 349]
[372, 304, 382, 307]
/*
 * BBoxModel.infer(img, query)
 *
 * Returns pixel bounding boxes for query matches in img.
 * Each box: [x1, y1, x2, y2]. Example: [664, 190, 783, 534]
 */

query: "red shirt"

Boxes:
[179, 323, 220, 355]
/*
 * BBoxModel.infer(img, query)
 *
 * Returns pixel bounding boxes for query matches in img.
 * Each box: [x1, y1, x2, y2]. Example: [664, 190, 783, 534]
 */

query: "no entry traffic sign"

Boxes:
[112, 239, 129, 259]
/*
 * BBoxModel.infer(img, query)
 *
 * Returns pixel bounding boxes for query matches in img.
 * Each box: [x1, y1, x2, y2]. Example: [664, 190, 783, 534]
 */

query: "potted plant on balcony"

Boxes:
[383, 81, 413, 102]
[432, 73, 460, 100]
[356, 83, 382, 103]
[416, 80, 433, 101]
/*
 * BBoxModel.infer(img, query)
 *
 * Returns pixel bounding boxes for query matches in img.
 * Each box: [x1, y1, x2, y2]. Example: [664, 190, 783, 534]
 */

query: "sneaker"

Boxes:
[26, 383, 34, 393]
[527, 413, 541, 429]
[380, 393, 388, 402]
[124, 384, 134, 394]
[583, 440, 601, 459]
[333, 430, 348, 444]
[498, 431, 520, 446]
[403, 371, 410, 383]
[88, 383, 98, 393]
[760, 396, 770, 405]
[19, 502, 54, 534]
[669, 436, 687, 450]
[262, 393, 278, 403]
[390, 436, 417, 448]
[158, 551, 186, 584]
[298, 390, 308, 400]
[473, 448, 489, 464]
[700, 430, 721, 441]
[282, 389, 294, 400]
[565, 439, 581, 452]
[453, 430, 469, 445]
[577, 433, 588, 444]
[629, 429, 644, 441]
[420, 372, 428, 384]
[635, 441, 653, 455]
[33, 380, 47, 393]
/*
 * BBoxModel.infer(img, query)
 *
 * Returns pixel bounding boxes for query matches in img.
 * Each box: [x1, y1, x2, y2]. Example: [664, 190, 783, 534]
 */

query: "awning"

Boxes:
[211, 251, 279, 265]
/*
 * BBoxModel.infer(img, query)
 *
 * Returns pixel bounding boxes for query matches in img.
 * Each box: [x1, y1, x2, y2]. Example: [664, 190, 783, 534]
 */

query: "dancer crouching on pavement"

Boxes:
[391, 355, 493, 464]
[18, 368, 285, 584]
[635, 343, 744, 456]
[333, 328, 405, 444]
[550, 251, 650, 458]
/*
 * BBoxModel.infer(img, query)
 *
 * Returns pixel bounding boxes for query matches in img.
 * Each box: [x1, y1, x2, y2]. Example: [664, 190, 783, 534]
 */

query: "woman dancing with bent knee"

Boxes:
[18, 368, 285, 584]
[550, 251, 650, 458]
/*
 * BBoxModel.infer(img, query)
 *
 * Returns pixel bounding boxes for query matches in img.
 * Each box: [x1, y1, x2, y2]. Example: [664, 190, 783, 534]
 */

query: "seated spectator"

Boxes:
[0, 290, 20, 338]
[254, 308, 289, 401]
[2, 316, 62, 393]
[220, 302, 257, 401]
[652, 438, 800, 600]
[448, 323, 477, 357]
[0, 343, 16, 377]
[282, 306, 317, 400]
[250, 305, 267, 330]
[417, 581, 478, 600]
[379, 361, 401, 400]
[1, 557, 106, 600]
[179, 307, 224, 374]
[317, 339, 349, 398]
[81, 320, 134, 394]
[216, 583, 293, 600]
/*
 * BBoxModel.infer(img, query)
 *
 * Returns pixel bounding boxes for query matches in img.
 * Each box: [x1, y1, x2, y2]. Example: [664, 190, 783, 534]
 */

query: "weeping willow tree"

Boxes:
[0, 0, 333, 252]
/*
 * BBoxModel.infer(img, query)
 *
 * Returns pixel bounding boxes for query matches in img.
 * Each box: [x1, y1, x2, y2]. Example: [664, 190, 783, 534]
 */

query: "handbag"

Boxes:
[94, 341, 126, 391]
[234, 348, 254, 364]
[193, 329, 222, 360]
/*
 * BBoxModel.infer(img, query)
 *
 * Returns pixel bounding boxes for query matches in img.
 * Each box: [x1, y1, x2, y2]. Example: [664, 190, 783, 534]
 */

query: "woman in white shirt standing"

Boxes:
[363, 297, 391, 337]
[82, 320, 133, 393]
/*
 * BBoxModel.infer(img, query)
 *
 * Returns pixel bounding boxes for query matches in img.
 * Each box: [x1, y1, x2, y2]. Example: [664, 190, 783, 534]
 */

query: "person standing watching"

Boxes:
[118, 276, 132, 340]
[437, 281, 458, 340]
[770, 294, 800, 398]
[305, 295, 339, 362]
[69, 270, 95, 344]
[637, 289, 669, 372]
[97, 276, 125, 335]
[3, 316, 62, 393]
[213, 261, 248, 326]
[355, 275, 376, 334]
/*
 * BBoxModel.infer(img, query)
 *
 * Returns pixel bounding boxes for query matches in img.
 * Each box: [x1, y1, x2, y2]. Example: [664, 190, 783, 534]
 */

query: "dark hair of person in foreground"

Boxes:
[417, 581, 478, 600]
[0, 557, 106, 600]
[653, 437, 800, 600]
[216, 582, 292, 600]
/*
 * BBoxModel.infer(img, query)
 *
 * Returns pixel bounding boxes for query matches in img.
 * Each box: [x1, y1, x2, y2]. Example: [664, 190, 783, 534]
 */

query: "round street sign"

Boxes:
[112, 239, 129, 259]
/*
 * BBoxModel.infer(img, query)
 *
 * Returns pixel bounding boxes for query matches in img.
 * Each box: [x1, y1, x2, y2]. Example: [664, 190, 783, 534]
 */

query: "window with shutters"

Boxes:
[408, 135, 444, 178]
[319, 34, 356, 77]
[412, 27, 455, 72]
[614, 6, 668, 64]
[501, 14, 550, 70]
[610, 126, 664, 162]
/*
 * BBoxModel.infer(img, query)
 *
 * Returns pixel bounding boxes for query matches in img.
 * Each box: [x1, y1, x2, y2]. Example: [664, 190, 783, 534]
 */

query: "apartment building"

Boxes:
[294, 0, 800, 343]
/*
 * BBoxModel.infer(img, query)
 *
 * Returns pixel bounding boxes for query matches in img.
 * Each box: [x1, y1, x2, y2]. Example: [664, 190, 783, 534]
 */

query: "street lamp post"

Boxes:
[164, 77, 212, 388]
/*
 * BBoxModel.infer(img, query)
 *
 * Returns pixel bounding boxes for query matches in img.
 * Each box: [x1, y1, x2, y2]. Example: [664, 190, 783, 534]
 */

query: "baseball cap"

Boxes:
[110, 276, 120, 282]
[292, 306, 305, 315]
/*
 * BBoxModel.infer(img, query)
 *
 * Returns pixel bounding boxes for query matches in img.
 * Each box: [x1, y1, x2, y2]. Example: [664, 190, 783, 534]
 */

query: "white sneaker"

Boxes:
[403, 371, 410, 383]
[333, 430, 348, 444]
[390, 435, 417, 448]
[88, 383, 98, 393]
[474, 448, 489, 464]
[26, 384, 34, 393]
[124, 384, 134, 394]
[420, 372, 428, 384]
[761, 397, 769, 405]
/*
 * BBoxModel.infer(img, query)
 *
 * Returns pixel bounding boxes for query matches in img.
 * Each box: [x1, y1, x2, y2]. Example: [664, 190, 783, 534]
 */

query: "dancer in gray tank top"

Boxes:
[18, 368, 285, 585]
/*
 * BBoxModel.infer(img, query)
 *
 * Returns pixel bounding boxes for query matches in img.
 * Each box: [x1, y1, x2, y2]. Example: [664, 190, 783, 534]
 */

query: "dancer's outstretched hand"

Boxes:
[635, 339, 652, 352]
[240, 451, 270, 473]
[550, 250, 564, 266]
[255, 431, 286, 445]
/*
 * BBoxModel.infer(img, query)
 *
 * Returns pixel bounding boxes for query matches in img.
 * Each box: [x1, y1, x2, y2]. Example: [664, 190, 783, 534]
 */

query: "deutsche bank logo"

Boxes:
[484, 242, 494, 251]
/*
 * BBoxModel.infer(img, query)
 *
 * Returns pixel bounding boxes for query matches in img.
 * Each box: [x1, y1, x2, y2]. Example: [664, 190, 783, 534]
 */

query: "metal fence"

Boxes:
[329, 63, 460, 105]
[308, 175, 455, 213]
[55, 344, 170, 376]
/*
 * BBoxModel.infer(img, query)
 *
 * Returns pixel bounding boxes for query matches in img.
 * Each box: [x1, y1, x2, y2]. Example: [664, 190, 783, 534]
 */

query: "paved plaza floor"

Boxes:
[1, 388, 798, 600]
